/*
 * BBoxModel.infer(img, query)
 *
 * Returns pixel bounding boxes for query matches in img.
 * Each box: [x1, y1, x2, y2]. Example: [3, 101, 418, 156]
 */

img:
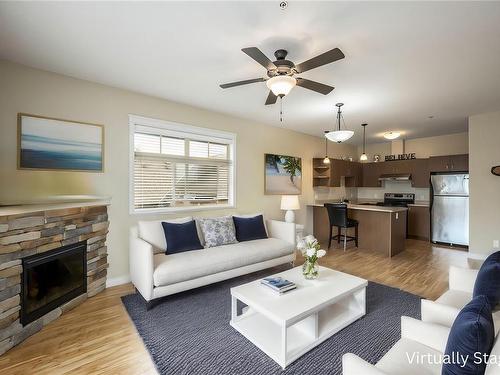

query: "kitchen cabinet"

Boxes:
[362, 162, 381, 187]
[329, 159, 362, 187]
[408, 205, 430, 241]
[410, 159, 430, 188]
[429, 154, 469, 172]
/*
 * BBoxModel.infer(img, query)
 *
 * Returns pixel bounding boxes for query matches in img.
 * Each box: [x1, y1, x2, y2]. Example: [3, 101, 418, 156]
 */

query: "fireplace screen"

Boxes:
[21, 241, 87, 325]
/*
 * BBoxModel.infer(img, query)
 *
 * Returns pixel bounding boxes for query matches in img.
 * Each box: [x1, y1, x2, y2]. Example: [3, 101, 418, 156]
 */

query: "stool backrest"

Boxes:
[324, 203, 348, 228]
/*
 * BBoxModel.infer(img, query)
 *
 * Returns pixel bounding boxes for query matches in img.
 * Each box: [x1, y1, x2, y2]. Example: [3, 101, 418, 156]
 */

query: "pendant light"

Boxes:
[325, 103, 354, 143]
[323, 131, 330, 164]
[360, 123, 368, 161]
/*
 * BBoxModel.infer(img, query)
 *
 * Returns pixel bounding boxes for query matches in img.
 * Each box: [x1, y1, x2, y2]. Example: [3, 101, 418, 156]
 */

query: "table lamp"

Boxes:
[280, 195, 300, 223]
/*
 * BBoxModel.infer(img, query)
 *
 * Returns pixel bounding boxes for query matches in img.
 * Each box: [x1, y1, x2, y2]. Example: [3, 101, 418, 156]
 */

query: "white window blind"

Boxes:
[130, 117, 235, 213]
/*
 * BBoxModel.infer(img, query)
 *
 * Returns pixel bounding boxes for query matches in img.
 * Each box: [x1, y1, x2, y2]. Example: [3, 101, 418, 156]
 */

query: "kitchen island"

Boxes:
[309, 203, 408, 257]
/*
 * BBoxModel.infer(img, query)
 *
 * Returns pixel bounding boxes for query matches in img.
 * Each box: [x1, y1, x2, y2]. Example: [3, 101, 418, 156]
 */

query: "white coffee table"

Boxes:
[230, 266, 367, 369]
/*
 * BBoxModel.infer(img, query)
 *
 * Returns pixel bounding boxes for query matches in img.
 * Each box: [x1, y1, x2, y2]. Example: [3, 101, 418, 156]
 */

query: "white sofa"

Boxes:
[342, 316, 500, 375]
[421, 265, 500, 331]
[130, 216, 296, 303]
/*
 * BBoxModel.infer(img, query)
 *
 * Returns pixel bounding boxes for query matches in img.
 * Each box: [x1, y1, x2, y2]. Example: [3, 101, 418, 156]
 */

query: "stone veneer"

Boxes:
[0, 204, 109, 355]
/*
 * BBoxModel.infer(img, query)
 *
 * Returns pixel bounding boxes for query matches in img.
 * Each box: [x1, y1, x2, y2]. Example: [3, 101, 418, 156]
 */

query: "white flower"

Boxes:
[306, 248, 316, 257]
[297, 239, 306, 251]
[317, 249, 326, 258]
[304, 235, 316, 243]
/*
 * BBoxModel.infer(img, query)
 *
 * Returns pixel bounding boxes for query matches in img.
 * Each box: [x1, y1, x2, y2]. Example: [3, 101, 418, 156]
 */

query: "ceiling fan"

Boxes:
[220, 47, 345, 105]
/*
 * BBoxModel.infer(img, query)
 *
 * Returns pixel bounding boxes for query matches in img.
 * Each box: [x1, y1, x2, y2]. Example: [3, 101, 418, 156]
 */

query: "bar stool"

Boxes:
[324, 203, 359, 251]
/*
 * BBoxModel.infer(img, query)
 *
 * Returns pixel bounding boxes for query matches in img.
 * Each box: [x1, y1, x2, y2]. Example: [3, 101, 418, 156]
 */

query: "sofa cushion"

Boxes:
[474, 251, 500, 308]
[197, 216, 237, 248]
[138, 216, 192, 253]
[436, 290, 472, 310]
[153, 238, 294, 287]
[161, 220, 203, 254]
[233, 215, 268, 242]
[376, 338, 442, 375]
[442, 295, 494, 375]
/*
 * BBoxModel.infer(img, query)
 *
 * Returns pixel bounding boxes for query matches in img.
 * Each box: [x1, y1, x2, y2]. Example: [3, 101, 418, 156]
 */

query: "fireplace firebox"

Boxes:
[21, 241, 87, 326]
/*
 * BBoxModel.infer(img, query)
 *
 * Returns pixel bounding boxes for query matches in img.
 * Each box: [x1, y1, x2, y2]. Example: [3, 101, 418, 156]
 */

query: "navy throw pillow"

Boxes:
[473, 251, 500, 308]
[442, 295, 494, 375]
[161, 220, 203, 254]
[232, 215, 268, 242]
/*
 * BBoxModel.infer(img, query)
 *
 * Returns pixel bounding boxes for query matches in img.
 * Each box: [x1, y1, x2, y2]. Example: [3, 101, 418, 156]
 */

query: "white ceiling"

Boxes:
[1, 1, 500, 145]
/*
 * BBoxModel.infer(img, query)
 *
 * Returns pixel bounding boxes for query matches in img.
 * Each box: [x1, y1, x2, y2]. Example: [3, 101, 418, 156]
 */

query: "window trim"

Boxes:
[129, 114, 236, 215]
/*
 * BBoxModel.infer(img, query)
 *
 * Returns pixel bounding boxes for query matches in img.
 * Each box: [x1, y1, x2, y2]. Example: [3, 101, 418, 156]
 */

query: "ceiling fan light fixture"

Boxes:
[383, 131, 401, 140]
[266, 75, 296, 96]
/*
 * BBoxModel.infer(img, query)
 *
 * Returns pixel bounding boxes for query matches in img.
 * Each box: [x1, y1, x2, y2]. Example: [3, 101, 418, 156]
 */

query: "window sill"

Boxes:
[130, 204, 236, 216]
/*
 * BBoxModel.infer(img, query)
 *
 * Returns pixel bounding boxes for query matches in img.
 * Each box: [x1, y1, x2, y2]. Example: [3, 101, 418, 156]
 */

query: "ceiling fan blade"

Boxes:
[295, 48, 345, 73]
[265, 90, 278, 105]
[296, 78, 334, 95]
[219, 77, 265, 89]
[242, 47, 277, 70]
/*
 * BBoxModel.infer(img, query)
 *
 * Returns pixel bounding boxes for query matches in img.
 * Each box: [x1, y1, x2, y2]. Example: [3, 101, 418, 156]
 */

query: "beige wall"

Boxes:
[0, 60, 355, 280]
[357, 132, 469, 160]
[469, 111, 500, 254]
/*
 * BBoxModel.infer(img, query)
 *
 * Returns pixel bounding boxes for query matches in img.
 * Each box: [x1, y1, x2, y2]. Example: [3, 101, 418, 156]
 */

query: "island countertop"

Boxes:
[310, 203, 407, 257]
[307, 203, 408, 213]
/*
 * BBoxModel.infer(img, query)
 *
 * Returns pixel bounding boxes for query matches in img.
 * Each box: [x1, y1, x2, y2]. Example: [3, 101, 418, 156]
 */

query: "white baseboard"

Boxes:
[106, 274, 131, 288]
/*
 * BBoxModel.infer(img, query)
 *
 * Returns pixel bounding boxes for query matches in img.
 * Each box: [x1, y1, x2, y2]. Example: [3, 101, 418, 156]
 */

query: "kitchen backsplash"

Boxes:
[314, 180, 429, 203]
[357, 180, 430, 201]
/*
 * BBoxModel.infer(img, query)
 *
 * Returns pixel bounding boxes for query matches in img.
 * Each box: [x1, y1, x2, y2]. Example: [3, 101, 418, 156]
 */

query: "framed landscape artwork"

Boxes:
[18, 113, 104, 172]
[265, 153, 302, 195]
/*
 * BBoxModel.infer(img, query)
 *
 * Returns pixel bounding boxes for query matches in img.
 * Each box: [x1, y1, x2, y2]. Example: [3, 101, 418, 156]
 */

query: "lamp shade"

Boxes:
[360, 153, 368, 161]
[266, 76, 296, 96]
[325, 130, 354, 143]
[280, 195, 300, 210]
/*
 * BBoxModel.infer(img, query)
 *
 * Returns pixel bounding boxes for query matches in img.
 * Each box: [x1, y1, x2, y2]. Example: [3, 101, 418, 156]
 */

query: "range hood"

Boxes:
[378, 173, 412, 182]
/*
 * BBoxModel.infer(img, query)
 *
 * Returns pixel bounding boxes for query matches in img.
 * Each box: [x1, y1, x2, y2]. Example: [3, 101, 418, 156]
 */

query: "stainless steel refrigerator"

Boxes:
[430, 173, 469, 246]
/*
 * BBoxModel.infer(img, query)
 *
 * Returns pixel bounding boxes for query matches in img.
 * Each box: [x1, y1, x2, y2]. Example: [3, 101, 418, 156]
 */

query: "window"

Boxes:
[129, 115, 236, 213]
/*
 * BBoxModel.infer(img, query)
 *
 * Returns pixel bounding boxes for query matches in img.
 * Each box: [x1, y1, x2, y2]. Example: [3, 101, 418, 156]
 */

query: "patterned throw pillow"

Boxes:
[197, 216, 238, 248]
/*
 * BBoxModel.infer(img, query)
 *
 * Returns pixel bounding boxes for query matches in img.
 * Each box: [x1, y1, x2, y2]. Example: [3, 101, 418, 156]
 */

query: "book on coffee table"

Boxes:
[261, 277, 296, 294]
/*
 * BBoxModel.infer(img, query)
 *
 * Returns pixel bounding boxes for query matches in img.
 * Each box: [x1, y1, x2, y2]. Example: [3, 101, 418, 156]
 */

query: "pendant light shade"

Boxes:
[325, 103, 354, 143]
[325, 130, 354, 143]
[360, 123, 368, 161]
[266, 76, 297, 96]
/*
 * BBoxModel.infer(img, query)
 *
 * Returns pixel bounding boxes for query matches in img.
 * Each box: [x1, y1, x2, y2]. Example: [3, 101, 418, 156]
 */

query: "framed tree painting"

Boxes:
[265, 153, 302, 195]
[18, 113, 104, 172]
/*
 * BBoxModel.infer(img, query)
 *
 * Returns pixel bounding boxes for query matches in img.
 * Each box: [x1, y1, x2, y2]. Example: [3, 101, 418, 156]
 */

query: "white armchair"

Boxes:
[421, 265, 500, 331]
[342, 317, 448, 375]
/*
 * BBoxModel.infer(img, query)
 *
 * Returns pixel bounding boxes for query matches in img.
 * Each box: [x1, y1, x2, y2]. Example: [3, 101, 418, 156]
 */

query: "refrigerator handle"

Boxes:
[429, 177, 434, 211]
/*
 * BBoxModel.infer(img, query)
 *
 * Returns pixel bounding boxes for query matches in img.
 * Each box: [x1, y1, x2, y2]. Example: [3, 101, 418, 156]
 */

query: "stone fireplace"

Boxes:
[0, 201, 109, 355]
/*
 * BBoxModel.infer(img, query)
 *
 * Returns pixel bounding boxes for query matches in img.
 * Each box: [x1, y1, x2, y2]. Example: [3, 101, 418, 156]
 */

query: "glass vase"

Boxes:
[302, 259, 319, 280]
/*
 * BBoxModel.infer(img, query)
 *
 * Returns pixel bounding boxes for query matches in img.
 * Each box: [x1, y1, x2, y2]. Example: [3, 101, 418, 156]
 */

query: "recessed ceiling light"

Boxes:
[383, 131, 401, 140]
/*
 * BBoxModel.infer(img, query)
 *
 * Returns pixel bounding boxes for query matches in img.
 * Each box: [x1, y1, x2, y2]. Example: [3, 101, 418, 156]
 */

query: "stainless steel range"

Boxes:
[376, 193, 415, 207]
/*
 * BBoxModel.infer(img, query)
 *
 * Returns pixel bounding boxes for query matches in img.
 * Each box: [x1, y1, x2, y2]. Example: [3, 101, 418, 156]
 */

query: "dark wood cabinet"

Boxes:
[320, 159, 363, 187]
[410, 159, 430, 188]
[313, 154, 466, 188]
[408, 205, 430, 240]
[429, 154, 469, 172]
[362, 162, 381, 187]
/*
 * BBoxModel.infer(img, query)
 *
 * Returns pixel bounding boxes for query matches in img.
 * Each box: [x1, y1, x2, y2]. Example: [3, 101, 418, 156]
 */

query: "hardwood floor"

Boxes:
[0, 239, 468, 374]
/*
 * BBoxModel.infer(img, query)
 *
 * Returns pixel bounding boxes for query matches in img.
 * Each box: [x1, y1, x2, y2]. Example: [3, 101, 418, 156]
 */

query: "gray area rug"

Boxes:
[122, 265, 421, 375]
